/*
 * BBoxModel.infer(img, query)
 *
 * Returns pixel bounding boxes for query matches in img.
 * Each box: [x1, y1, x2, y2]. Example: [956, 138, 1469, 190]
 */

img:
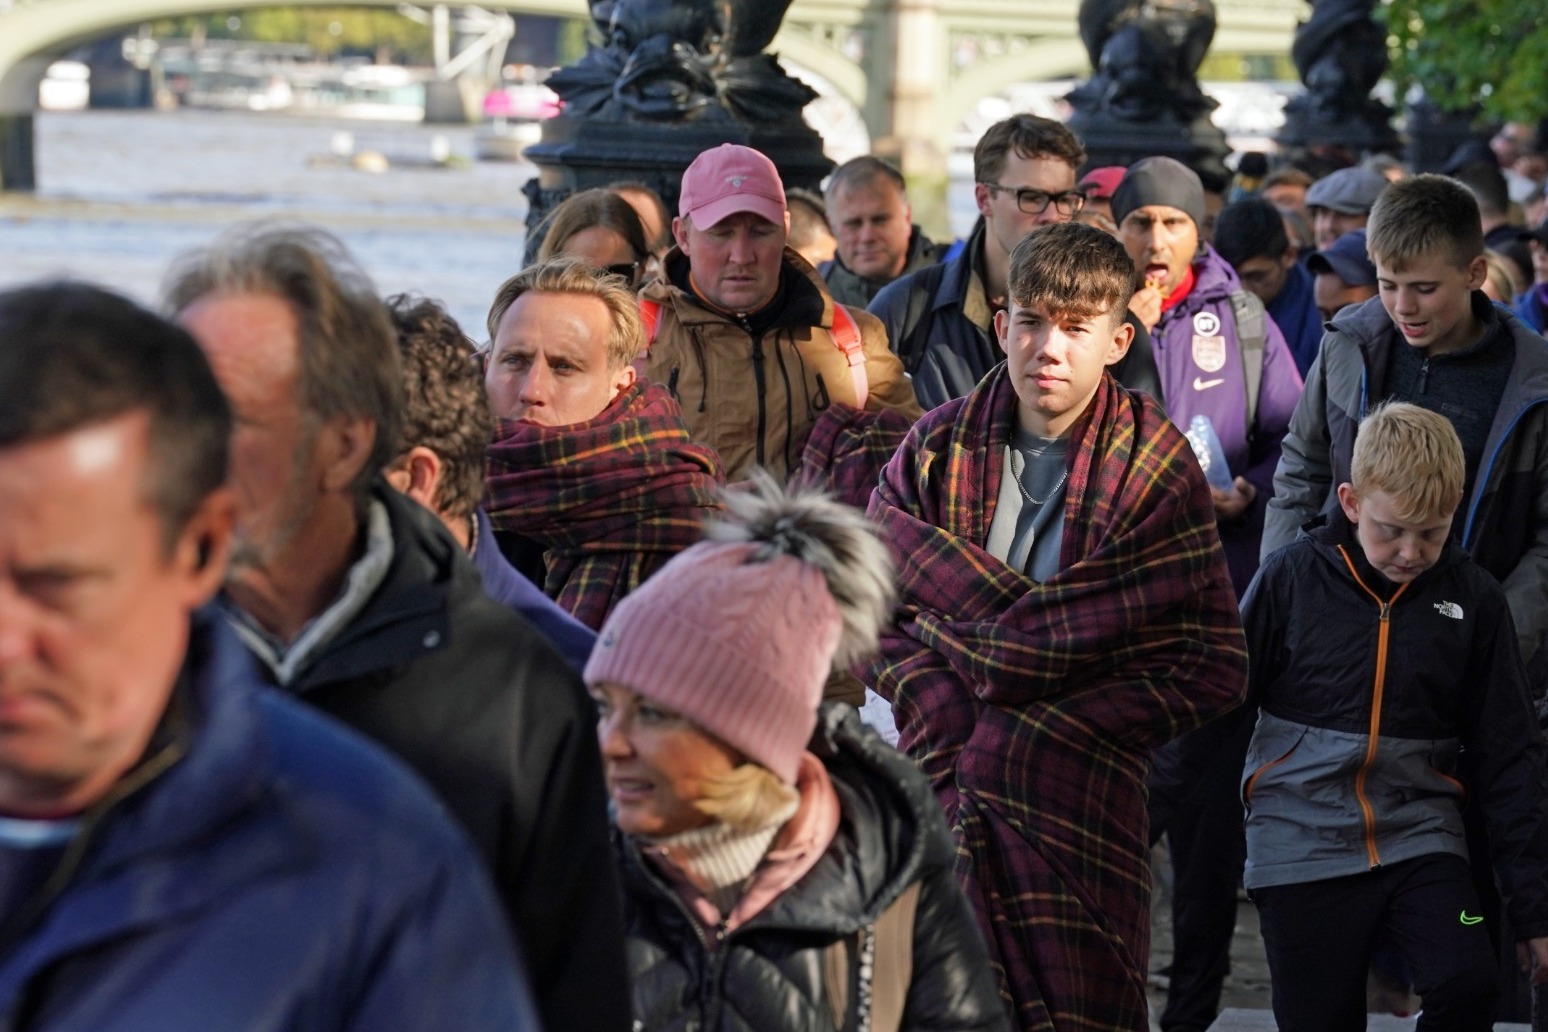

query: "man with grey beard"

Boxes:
[166, 221, 630, 1032]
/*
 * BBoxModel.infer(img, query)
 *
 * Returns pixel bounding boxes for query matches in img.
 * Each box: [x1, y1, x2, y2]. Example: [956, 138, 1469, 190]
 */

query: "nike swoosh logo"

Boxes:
[1193, 377, 1225, 390]
[1460, 910, 1484, 925]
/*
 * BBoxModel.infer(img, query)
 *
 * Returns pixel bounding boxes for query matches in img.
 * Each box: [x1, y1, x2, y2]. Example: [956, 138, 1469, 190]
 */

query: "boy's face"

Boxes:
[1337, 484, 1453, 584]
[995, 299, 1133, 439]
[1380, 250, 1486, 358]
[1376, 251, 1486, 356]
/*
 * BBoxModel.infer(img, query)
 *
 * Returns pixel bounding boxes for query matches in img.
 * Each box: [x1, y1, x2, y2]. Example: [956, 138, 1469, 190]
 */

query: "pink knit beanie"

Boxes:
[584, 540, 840, 785]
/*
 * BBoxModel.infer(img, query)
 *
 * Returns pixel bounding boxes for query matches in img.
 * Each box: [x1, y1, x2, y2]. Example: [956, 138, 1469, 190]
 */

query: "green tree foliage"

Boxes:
[1383, 0, 1548, 121]
[149, 10, 432, 63]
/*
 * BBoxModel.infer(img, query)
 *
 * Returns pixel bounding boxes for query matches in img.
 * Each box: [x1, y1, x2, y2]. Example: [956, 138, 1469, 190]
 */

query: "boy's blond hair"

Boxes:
[1351, 402, 1464, 522]
[1365, 174, 1484, 273]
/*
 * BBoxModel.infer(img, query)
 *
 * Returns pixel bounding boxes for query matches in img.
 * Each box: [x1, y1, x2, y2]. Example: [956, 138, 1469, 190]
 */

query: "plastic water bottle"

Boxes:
[1186, 415, 1234, 491]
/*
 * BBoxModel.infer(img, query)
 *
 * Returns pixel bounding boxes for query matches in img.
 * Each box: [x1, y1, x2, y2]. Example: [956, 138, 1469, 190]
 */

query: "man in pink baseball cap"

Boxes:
[638, 143, 920, 483]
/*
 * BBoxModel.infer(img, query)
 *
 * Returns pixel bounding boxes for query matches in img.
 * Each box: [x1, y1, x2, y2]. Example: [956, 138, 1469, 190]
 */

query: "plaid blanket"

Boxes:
[865, 367, 1247, 1031]
[794, 403, 915, 511]
[484, 382, 723, 630]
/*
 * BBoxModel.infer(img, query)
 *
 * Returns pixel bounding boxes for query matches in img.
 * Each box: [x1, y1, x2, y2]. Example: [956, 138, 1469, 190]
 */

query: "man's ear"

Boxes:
[672, 216, 690, 254]
[610, 361, 638, 402]
[173, 486, 237, 605]
[1336, 482, 1361, 524]
[385, 446, 443, 512]
[1105, 313, 1136, 365]
[317, 417, 377, 496]
[974, 182, 994, 219]
[994, 307, 1011, 356]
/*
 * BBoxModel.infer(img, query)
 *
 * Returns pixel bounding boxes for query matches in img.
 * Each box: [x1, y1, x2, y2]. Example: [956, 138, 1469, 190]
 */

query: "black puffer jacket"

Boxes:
[232, 483, 629, 1032]
[617, 704, 1009, 1032]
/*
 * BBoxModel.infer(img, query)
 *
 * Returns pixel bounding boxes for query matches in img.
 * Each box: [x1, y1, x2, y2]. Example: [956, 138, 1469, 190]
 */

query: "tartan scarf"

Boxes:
[484, 381, 724, 630]
[865, 367, 1247, 1032]
[794, 403, 915, 511]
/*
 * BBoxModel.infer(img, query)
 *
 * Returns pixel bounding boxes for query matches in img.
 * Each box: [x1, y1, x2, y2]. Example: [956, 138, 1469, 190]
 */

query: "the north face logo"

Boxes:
[725, 174, 747, 188]
[1434, 601, 1463, 620]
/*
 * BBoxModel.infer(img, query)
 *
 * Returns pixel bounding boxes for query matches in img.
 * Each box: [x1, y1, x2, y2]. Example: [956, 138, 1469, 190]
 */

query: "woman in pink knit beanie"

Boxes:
[585, 475, 1007, 1032]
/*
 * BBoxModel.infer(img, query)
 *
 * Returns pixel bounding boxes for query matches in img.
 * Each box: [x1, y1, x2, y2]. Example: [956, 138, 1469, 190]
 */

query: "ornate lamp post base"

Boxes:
[1066, 0, 1231, 193]
[1068, 108, 1232, 193]
[523, 116, 830, 247]
[521, 0, 831, 253]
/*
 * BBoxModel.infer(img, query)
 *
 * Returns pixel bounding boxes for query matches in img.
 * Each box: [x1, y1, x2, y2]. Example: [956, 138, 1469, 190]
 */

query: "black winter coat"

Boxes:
[234, 483, 630, 1032]
[1239, 518, 1548, 933]
[618, 705, 1009, 1032]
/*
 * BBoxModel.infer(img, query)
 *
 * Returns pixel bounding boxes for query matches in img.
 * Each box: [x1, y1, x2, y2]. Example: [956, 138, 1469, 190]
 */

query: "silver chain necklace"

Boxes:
[1008, 449, 1069, 507]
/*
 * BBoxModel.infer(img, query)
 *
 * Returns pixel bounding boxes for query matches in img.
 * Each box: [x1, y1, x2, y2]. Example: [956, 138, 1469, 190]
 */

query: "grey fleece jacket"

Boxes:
[1263, 291, 1548, 665]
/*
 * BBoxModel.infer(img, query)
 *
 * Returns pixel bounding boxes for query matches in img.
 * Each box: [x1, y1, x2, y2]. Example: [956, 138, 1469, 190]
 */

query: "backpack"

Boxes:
[821, 881, 921, 1032]
[1228, 288, 1267, 432]
[638, 297, 869, 408]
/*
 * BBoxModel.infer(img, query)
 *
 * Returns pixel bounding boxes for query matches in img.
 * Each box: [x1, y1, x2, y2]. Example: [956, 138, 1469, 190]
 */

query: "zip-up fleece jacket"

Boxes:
[641, 248, 921, 482]
[1239, 518, 1548, 939]
[1264, 292, 1548, 665]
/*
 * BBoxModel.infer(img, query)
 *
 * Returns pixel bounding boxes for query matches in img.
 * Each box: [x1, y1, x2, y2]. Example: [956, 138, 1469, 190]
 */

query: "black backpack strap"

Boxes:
[1229, 289, 1267, 433]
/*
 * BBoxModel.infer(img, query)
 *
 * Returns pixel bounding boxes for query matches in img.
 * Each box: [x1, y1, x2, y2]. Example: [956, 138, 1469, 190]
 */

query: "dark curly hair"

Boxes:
[385, 294, 491, 522]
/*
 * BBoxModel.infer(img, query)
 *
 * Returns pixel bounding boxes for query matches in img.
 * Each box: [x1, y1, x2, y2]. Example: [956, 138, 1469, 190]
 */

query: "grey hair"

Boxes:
[706, 470, 896, 667]
[163, 221, 403, 510]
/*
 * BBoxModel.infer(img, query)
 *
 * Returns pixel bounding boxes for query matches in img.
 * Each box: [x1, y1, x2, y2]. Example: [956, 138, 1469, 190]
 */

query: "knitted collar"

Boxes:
[642, 797, 799, 915]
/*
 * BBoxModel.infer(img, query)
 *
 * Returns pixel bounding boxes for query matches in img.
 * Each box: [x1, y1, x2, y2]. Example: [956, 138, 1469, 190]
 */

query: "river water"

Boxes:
[0, 108, 987, 337]
[0, 108, 534, 337]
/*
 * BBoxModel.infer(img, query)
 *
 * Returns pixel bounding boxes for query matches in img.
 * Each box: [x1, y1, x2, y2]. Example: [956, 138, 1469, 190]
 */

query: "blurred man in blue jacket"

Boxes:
[0, 281, 537, 1031]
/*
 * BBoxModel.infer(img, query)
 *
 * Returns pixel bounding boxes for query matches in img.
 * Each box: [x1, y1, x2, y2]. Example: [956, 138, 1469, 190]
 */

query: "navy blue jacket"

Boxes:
[0, 612, 538, 1031]
[1268, 260, 1323, 377]
[472, 507, 596, 672]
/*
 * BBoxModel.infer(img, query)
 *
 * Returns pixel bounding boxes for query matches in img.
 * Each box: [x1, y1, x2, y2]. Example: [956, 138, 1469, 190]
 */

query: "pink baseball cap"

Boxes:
[679, 144, 786, 229]
[1079, 166, 1128, 200]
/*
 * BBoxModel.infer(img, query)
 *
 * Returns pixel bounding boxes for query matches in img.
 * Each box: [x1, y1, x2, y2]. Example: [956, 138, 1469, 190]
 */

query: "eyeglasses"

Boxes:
[603, 261, 640, 282]
[983, 183, 1086, 217]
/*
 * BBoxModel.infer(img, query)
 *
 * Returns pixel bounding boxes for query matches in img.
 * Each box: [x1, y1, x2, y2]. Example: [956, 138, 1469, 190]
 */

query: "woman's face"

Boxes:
[590, 681, 742, 837]
[562, 226, 641, 285]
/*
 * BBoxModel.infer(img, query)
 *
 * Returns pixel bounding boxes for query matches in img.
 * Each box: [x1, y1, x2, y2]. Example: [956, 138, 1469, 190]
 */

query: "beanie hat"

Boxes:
[1111, 157, 1206, 228]
[679, 144, 786, 230]
[584, 476, 894, 784]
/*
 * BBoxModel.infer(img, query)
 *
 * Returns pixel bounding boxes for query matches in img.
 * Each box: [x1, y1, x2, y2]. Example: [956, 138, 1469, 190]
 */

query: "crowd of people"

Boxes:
[6, 108, 1548, 1032]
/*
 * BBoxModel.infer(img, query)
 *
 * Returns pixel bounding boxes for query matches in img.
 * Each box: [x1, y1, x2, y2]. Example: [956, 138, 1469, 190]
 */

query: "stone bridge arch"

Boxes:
[1, 0, 1301, 191]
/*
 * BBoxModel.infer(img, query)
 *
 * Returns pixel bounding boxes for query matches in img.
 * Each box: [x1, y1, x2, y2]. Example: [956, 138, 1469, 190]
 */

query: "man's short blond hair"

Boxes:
[485, 255, 643, 371]
[1351, 402, 1464, 521]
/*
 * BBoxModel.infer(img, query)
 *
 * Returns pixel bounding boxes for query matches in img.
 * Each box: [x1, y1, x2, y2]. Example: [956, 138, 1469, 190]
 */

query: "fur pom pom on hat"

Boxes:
[584, 474, 895, 784]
